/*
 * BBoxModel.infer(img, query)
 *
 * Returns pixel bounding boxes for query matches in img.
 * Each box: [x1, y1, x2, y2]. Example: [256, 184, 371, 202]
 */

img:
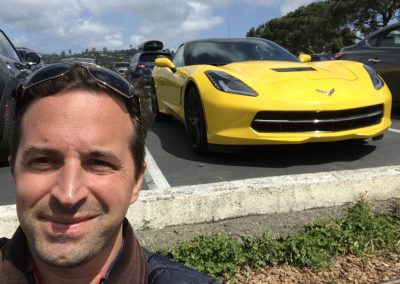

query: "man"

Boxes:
[0, 62, 219, 283]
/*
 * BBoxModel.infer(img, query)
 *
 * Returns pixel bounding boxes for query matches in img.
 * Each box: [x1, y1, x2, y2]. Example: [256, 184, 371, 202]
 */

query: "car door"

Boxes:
[0, 31, 29, 83]
[0, 30, 30, 117]
[0, 30, 30, 162]
[156, 45, 187, 117]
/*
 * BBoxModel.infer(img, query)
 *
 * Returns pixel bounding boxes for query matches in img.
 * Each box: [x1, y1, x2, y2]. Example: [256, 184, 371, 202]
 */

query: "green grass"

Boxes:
[152, 200, 400, 280]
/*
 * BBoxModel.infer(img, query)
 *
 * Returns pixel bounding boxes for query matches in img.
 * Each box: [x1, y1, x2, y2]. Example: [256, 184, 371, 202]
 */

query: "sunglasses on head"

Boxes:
[19, 61, 140, 117]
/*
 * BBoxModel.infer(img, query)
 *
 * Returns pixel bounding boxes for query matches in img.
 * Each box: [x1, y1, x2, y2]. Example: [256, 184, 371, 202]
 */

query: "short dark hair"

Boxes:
[10, 64, 146, 179]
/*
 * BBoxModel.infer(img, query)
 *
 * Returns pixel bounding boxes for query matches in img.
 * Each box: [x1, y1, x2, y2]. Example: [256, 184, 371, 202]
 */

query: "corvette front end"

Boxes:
[152, 37, 392, 152]
[199, 64, 391, 145]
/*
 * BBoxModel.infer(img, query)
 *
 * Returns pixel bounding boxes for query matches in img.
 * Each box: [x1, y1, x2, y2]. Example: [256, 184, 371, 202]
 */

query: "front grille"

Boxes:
[251, 104, 384, 133]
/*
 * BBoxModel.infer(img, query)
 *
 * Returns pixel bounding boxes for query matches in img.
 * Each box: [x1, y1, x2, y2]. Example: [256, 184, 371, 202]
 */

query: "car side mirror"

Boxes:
[298, 53, 312, 63]
[26, 52, 41, 65]
[155, 57, 176, 73]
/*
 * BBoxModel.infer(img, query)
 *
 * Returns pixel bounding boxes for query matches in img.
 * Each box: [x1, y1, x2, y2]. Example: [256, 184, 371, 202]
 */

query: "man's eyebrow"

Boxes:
[86, 150, 123, 165]
[21, 146, 61, 160]
[21, 147, 123, 164]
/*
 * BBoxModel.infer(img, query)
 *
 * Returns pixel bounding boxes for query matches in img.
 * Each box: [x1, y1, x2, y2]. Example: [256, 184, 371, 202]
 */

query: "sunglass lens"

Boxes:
[23, 63, 70, 89]
[89, 68, 133, 99]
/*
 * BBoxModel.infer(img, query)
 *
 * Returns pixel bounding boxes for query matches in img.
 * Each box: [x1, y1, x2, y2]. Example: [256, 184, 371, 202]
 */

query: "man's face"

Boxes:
[13, 90, 144, 268]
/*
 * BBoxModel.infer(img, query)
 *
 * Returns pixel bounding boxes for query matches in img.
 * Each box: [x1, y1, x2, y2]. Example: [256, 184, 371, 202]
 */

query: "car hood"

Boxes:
[220, 61, 358, 84]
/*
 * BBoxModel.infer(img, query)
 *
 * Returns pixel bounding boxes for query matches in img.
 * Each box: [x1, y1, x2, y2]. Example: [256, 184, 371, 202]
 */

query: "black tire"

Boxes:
[0, 96, 15, 165]
[150, 81, 171, 121]
[184, 88, 208, 153]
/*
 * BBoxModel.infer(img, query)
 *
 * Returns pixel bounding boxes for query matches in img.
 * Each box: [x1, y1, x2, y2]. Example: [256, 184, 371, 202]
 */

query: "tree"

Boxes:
[337, 0, 400, 37]
[246, 1, 354, 54]
[247, 0, 400, 53]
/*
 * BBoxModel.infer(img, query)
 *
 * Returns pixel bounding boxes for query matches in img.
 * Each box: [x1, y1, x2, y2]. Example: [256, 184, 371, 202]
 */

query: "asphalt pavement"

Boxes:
[1, 108, 399, 238]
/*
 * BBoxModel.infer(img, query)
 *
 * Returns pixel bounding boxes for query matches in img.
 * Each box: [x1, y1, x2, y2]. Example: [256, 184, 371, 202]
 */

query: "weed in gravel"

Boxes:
[153, 200, 400, 280]
[160, 233, 245, 279]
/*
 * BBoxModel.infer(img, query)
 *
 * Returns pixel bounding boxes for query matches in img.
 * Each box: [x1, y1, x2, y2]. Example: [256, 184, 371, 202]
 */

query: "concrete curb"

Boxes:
[1, 165, 400, 237]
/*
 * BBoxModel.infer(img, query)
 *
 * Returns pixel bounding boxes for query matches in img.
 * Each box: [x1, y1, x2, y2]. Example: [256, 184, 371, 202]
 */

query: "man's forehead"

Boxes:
[19, 91, 134, 149]
[22, 90, 130, 121]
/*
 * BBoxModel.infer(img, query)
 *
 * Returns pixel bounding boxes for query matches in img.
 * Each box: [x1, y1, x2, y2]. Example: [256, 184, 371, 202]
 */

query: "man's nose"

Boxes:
[50, 160, 88, 208]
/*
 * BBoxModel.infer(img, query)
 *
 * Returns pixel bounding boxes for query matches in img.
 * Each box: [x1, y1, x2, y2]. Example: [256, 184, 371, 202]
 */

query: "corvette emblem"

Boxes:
[316, 88, 335, 96]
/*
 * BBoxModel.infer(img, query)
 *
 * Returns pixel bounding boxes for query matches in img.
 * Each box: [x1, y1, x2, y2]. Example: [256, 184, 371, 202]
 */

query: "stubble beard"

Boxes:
[29, 232, 101, 268]
[20, 202, 118, 268]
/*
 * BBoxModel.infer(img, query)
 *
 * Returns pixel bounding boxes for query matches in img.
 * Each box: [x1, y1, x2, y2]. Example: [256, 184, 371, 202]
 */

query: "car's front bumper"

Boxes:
[200, 80, 392, 145]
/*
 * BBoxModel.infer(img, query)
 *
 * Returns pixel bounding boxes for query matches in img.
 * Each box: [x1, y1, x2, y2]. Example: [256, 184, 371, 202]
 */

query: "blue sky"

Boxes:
[0, 0, 317, 54]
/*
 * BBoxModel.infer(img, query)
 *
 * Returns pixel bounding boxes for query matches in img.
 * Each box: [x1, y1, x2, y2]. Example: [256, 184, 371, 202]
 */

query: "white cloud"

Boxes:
[60, 19, 125, 50]
[254, 0, 279, 6]
[0, 0, 81, 32]
[248, 0, 319, 15]
[125, 1, 224, 49]
[12, 35, 29, 48]
[129, 35, 146, 48]
[279, 0, 319, 15]
[0, 0, 321, 53]
[181, 2, 224, 32]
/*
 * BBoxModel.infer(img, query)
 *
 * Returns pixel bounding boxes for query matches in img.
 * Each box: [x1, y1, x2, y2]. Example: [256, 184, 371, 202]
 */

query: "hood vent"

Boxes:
[272, 67, 316, 72]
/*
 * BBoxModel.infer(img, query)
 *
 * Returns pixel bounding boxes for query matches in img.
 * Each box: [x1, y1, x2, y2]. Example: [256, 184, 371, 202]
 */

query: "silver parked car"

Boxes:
[111, 62, 129, 77]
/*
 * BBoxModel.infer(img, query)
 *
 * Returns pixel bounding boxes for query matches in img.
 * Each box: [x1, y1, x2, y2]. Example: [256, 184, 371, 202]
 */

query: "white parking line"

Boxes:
[389, 128, 400, 134]
[144, 147, 171, 190]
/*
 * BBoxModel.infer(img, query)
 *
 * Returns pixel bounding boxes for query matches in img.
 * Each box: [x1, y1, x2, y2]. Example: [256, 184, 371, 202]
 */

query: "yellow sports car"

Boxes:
[151, 38, 392, 153]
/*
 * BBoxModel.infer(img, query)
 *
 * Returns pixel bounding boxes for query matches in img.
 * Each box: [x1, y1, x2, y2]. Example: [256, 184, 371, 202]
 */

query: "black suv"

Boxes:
[336, 22, 400, 103]
[0, 29, 40, 164]
[126, 40, 171, 85]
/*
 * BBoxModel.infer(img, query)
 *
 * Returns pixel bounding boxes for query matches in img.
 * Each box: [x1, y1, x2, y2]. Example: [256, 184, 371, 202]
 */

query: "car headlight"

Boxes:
[363, 65, 384, 90]
[205, 70, 258, 97]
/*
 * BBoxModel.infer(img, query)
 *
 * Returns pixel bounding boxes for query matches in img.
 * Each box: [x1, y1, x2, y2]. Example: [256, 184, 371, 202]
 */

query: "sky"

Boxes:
[0, 0, 318, 54]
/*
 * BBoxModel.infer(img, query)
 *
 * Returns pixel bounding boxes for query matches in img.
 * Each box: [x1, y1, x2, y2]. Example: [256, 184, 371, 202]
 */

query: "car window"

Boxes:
[186, 39, 299, 66]
[114, 62, 129, 67]
[139, 53, 171, 62]
[0, 31, 20, 61]
[130, 54, 139, 66]
[369, 26, 400, 48]
[173, 45, 185, 67]
[17, 49, 27, 60]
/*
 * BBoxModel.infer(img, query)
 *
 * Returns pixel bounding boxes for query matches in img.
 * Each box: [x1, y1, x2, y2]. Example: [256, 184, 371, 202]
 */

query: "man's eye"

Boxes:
[28, 157, 58, 169]
[87, 159, 115, 171]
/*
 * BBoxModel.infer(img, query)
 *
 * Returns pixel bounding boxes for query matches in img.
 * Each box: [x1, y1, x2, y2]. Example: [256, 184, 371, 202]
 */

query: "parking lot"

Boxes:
[1, 106, 399, 206]
[143, 109, 400, 191]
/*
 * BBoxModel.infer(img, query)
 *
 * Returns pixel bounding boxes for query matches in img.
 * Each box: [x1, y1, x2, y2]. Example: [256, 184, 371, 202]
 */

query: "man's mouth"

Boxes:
[39, 214, 98, 235]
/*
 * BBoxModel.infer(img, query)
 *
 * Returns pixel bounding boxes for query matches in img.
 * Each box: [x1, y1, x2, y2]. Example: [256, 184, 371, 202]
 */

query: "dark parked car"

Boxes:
[111, 61, 129, 77]
[0, 29, 40, 164]
[126, 40, 171, 85]
[336, 22, 400, 103]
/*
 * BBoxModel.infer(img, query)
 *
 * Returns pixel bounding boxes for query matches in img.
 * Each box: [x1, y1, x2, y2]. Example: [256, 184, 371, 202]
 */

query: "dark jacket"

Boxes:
[0, 220, 220, 284]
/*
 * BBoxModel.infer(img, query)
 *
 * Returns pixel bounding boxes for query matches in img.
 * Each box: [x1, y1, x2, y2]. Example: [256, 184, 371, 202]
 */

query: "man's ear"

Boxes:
[130, 161, 147, 204]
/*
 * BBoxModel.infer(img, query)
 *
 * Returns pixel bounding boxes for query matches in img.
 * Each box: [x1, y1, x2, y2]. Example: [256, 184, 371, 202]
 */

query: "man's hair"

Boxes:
[10, 64, 146, 179]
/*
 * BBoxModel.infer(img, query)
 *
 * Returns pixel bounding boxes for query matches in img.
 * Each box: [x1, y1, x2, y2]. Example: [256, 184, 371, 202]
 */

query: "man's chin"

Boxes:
[33, 241, 96, 268]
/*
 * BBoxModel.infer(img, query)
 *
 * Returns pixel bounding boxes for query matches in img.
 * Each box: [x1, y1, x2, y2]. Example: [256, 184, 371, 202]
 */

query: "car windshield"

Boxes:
[140, 53, 171, 62]
[0, 32, 20, 61]
[186, 38, 299, 66]
[115, 62, 129, 67]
